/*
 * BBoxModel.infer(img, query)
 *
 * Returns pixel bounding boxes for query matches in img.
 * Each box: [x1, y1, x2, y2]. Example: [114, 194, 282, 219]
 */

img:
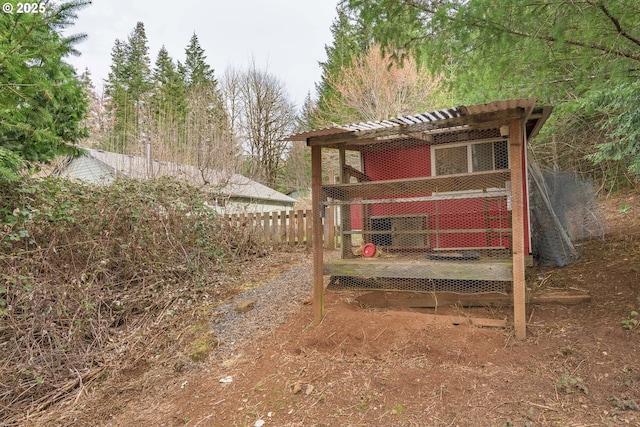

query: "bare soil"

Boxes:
[30, 191, 640, 427]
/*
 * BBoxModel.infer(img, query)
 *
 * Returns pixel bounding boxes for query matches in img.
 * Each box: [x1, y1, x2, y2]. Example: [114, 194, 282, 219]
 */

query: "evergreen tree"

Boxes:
[0, 0, 90, 177]
[104, 22, 152, 152]
[296, 92, 319, 132]
[104, 40, 130, 151]
[343, 0, 640, 179]
[175, 33, 231, 171]
[316, 5, 374, 126]
[151, 46, 187, 116]
[150, 46, 187, 154]
[179, 33, 216, 89]
[125, 22, 152, 102]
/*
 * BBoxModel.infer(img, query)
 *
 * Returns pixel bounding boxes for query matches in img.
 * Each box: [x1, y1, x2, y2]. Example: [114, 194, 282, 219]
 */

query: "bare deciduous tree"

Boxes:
[324, 43, 448, 124]
[220, 66, 242, 141]
[229, 61, 297, 186]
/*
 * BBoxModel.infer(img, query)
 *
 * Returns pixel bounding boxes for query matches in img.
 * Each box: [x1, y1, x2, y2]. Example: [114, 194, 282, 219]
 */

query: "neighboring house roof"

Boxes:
[54, 148, 296, 206]
[55, 152, 118, 184]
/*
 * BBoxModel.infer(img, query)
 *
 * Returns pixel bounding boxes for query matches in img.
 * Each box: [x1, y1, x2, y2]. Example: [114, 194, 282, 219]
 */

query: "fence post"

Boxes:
[297, 209, 304, 245]
[280, 210, 287, 244]
[288, 210, 295, 246]
[261, 211, 270, 245]
[305, 209, 312, 246]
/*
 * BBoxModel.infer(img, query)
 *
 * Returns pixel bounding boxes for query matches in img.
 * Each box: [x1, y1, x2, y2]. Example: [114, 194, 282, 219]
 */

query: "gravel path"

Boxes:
[210, 257, 312, 362]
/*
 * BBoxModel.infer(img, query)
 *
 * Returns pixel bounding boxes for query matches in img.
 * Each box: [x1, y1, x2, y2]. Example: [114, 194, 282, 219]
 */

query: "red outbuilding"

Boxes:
[288, 98, 553, 339]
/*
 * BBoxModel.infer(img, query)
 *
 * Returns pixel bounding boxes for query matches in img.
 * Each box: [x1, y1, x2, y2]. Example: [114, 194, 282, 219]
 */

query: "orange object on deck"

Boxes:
[362, 243, 377, 257]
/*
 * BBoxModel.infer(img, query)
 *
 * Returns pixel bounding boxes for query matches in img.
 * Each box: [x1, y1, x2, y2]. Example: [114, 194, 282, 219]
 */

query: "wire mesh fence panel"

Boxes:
[528, 158, 604, 267]
[322, 128, 516, 294]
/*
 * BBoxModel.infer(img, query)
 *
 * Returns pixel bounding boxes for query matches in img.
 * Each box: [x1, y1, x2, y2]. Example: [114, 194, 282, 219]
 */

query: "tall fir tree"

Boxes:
[315, 4, 377, 126]
[296, 92, 319, 132]
[179, 33, 216, 89]
[176, 33, 231, 170]
[124, 22, 152, 102]
[150, 46, 187, 153]
[151, 46, 187, 116]
[104, 40, 128, 151]
[0, 0, 90, 178]
[104, 22, 152, 152]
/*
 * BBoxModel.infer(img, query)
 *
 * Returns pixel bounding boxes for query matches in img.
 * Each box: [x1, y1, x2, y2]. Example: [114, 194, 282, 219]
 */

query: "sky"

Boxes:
[65, 0, 339, 108]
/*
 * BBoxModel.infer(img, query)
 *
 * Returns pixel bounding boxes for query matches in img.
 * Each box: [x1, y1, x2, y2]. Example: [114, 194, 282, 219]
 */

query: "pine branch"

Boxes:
[399, 0, 640, 63]
[593, 1, 640, 49]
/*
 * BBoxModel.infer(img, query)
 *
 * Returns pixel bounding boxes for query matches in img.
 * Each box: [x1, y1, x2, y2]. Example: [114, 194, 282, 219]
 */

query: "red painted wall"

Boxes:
[348, 143, 530, 253]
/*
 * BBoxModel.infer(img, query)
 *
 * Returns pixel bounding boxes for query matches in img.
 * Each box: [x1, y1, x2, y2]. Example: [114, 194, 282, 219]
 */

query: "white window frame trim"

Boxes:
[430, 138, 511, 204]
[430, 137, 509, 176]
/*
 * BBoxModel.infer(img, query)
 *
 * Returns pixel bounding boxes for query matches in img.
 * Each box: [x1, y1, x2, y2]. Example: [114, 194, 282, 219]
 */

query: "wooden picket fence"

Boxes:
[223, 209, 312, 246]
[222, 208, 339, 248]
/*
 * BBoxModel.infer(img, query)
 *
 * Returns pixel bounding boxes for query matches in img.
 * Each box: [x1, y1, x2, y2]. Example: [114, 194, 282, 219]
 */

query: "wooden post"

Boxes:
[280, 210, 287, 244]
[311, 144, 324, 325]
[339, 146, 353, 258]
[297, 209, 304, 245]
[288, 210, 295, 246]
[262, 211, 270, 245]
[327, 204, 336, 249]
[305, 209, 313, 246]
[325, 171, 336, 249]
[509, 118, 527, 340]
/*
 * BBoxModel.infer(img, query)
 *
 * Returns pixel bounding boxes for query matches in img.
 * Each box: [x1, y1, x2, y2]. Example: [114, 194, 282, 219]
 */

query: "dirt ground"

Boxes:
[34, 191, 640, 427]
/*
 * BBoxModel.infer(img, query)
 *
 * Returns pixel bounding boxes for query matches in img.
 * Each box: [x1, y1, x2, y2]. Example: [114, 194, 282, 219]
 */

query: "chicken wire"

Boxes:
[528, 158, 604, 267]
[323, 128, 514, 294]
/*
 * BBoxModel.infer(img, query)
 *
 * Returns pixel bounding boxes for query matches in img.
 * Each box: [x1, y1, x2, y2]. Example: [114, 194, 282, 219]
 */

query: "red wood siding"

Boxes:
[346, 144, 530, 253]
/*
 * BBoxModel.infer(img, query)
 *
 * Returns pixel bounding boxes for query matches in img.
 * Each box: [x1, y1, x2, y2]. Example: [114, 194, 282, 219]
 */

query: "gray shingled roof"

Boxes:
[58, 148, 295, 205]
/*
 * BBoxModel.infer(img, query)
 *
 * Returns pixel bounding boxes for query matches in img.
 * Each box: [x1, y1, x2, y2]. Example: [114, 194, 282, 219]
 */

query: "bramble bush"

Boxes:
[0, 177, 265, 425]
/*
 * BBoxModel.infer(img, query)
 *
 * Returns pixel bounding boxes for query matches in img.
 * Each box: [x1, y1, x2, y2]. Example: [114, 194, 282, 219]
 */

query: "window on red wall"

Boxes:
[432, 140, 509, 176]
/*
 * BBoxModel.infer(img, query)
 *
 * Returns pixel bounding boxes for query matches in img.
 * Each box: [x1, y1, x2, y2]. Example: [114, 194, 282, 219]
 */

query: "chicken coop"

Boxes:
[288, 98, 552, 339]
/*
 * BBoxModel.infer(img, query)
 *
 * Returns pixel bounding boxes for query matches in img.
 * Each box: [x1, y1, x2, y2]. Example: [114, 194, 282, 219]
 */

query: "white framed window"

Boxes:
[431, 139, 509, 176]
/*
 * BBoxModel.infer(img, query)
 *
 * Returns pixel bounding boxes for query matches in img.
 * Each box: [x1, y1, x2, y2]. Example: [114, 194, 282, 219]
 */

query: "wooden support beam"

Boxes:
[324, 171, 336, 250]
[311, 144, 324, 325]
[324, 257, 513, 282]
[509, 118, 527, 340]
[323, 170, 510, 201]
[339, 146, 353, 259]
[355, 291, 591, 308]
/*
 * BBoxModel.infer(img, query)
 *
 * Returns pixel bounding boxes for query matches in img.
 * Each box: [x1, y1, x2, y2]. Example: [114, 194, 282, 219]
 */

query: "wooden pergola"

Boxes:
[288, 99, 552, 340]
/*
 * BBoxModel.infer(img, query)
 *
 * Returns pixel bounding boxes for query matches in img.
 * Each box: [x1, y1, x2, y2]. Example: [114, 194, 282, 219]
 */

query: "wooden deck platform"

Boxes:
[323, 255, 513, 282]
